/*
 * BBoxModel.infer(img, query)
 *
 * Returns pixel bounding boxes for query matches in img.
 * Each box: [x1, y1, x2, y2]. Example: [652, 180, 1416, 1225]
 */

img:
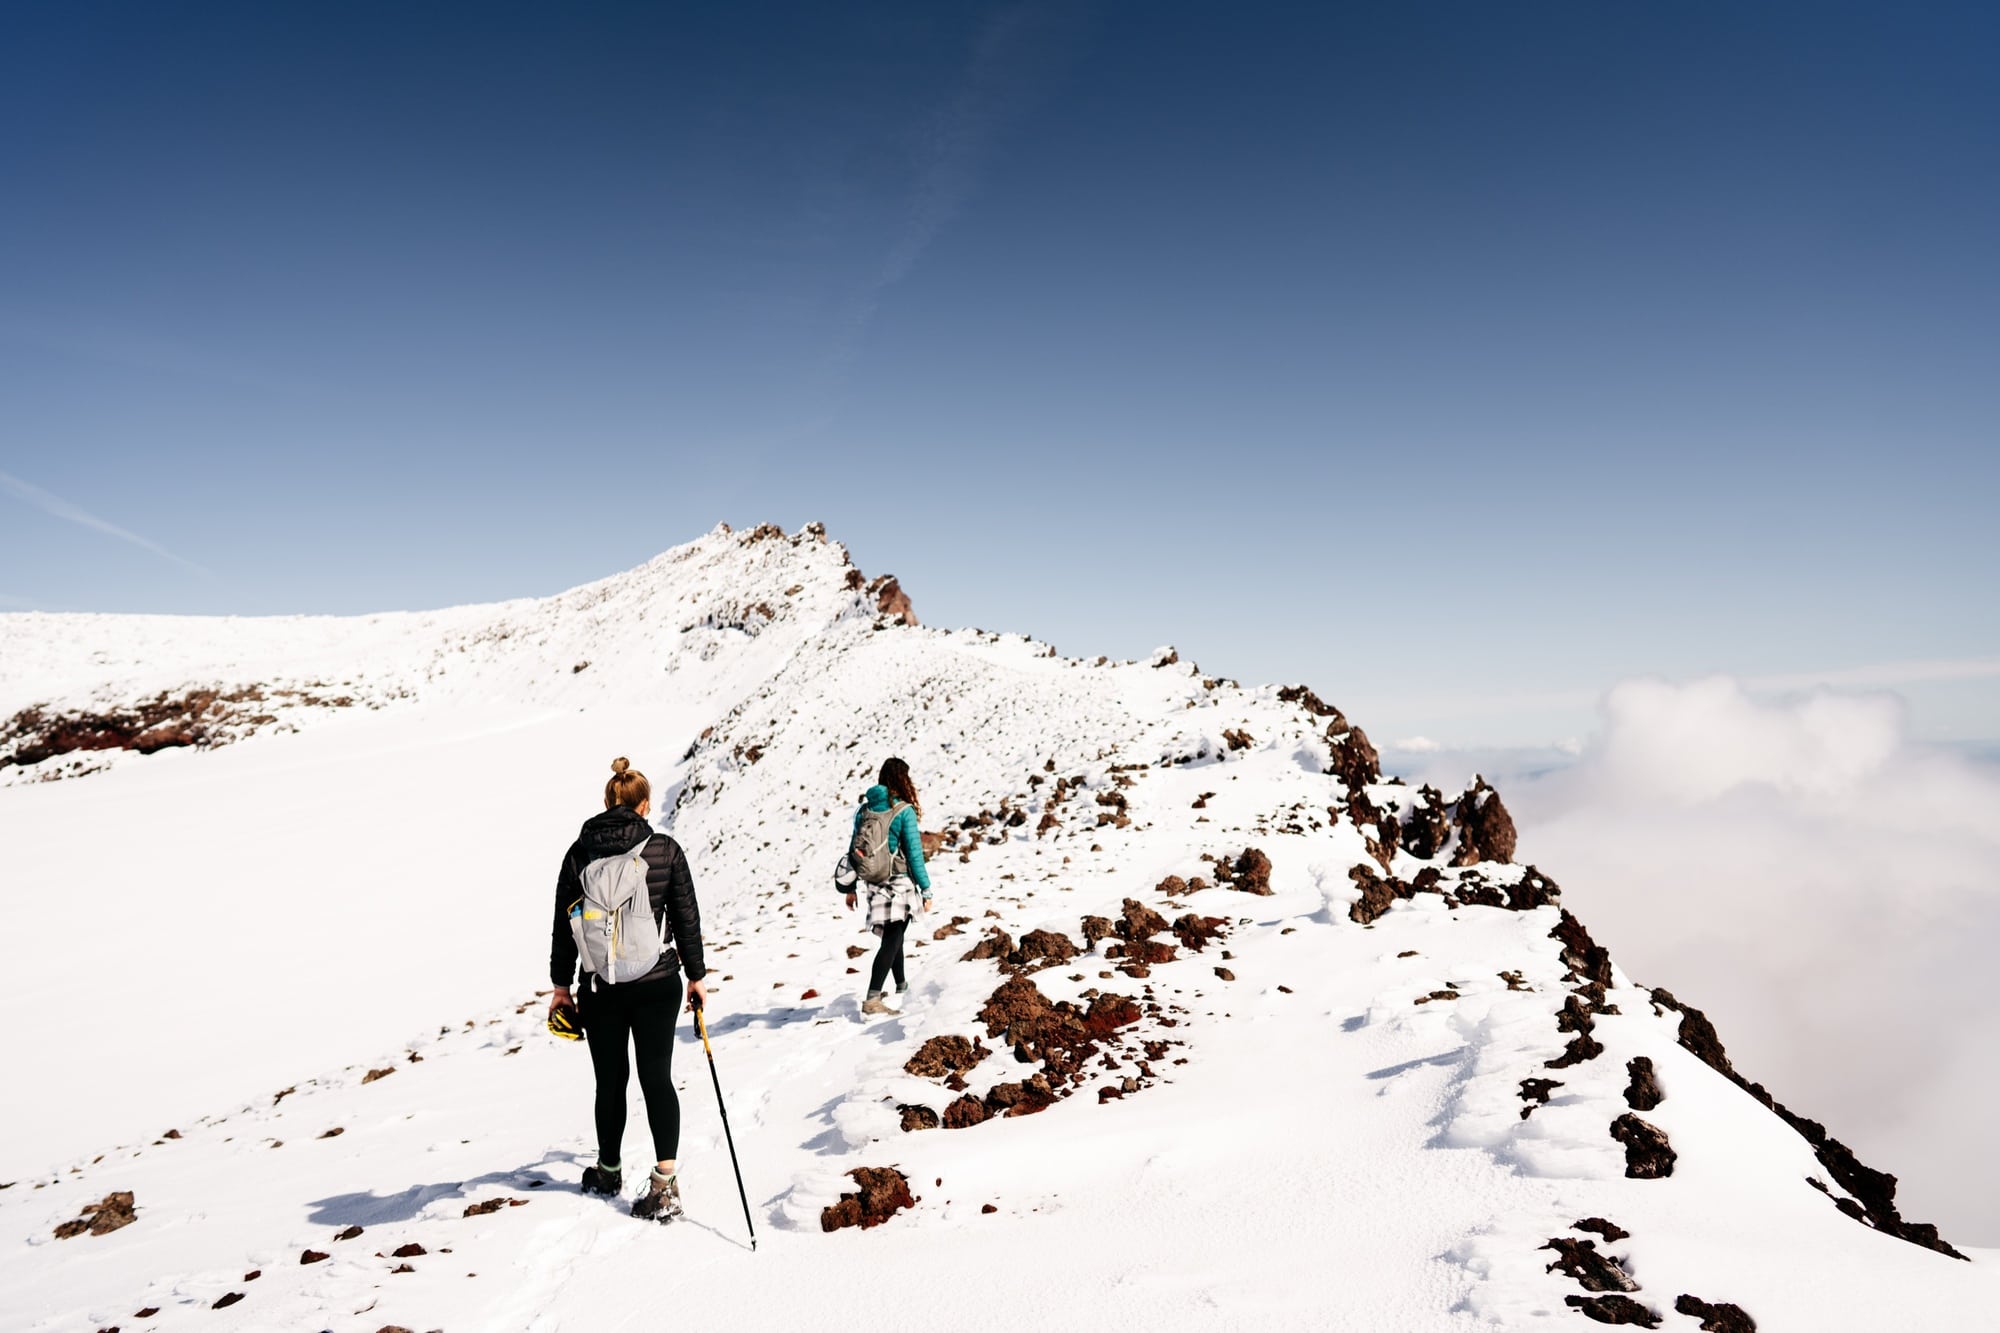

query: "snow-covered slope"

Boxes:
[1, 524, 1992, 1332]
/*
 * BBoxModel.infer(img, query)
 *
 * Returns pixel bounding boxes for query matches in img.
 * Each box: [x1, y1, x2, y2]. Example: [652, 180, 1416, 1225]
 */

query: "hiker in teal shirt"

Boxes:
[844, 757, 931, 1014]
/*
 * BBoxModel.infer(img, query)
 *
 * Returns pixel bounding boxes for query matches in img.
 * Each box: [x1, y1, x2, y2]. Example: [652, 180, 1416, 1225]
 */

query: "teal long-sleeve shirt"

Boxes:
[851, 784, 930, 894]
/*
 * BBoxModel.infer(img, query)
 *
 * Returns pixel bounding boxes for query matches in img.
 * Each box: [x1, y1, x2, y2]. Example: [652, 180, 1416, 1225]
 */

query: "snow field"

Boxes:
[2, 523, 1995, 1331]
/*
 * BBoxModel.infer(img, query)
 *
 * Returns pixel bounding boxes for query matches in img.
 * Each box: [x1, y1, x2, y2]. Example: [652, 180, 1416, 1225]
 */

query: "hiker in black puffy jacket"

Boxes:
[547, 757, 706, 1222]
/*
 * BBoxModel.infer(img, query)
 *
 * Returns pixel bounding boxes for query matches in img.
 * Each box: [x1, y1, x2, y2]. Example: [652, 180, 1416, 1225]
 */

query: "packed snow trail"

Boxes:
[1, 524, 1993, 1331]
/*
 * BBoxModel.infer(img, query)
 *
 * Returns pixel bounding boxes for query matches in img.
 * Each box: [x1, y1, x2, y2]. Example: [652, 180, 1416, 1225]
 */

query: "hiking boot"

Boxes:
[860, 992, 896, 1015]
[580, 1163, 622, 1196]
[631, 1170, 683, 1223]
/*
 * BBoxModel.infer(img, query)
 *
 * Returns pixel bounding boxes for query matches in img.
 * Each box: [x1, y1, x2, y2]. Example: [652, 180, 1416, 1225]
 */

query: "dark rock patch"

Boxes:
[1624, 1057, 1663, 1111]
[1648, 988, 1963, 1258]
[1322, 713, 1381, 791]
[1347, 864, 1409, 925]
[1519, 1078, 1562, 1118]
[333, 1224, 363, 1241]
[1400, 786, 1452, 860]
[391, 1242, 426, 1257]
[53, 1190, 136, 1238]
[1118, 898, 1169, 939]
[1017, 929, 1077, 968]
[1551, 910, 1613, 996]
[898, 1104, 940, 1132]
[300, 1249, 329, 1264]
[960, 928, 1014, 963]
[212, 1292, 244, 1309]
[1450, 776, 1517, 865]
[1574, 1217, 1630, 1243]
[1208, 847, 1273, 895]
[942, 1095, 989, 1129]
[462, 1197, 526, 1217]
[984, 1075, 1057, 1118]
[1171, 914, 1228, 951]
[1674, 1294, 1757, 1332]
[361, 1067, 395, 1084]
[1543, 1237, 1639, 1292]
[1610, 1114, 1676, 1179]
[821, 1167, 917, 1231]
[930, 915, 971, 940]
[1564, 1294, 1660, 1327]
[904, 1035, 990, 1080]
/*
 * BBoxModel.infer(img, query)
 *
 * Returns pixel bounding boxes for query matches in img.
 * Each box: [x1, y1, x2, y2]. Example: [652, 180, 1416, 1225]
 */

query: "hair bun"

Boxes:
[610, 756, 630, 775]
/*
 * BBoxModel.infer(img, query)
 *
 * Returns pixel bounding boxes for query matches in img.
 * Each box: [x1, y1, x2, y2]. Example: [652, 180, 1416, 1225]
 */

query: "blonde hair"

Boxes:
[604, 756, 650, 810]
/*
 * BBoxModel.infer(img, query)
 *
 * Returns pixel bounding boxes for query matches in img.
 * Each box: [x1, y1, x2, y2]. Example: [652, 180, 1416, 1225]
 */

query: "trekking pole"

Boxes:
[695, 1000, 757, 1251]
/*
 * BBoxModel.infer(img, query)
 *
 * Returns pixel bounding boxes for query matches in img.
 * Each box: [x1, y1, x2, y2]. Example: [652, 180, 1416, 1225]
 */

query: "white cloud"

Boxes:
[1505, 676, 2000, 1243]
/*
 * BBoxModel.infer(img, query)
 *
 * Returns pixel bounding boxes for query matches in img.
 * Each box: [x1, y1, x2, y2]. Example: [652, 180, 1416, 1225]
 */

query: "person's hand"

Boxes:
[921, 897, 933, 913]
[844, 893, 857, 911]
[549, 987, 573, 1015]
[686, 978, 708, 1013]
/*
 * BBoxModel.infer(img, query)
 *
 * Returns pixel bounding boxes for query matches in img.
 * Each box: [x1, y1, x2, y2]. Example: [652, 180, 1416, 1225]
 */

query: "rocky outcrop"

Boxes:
[1610, 1114, 1676, 1179]
[867, 575, 917, 626]
[1674, 1295, 1758, 1332]
[1647, 988, 1963, 1259]
[1450, 776, 1516, 866]
[820, 1167, 916, 1231]
[53, 1191, 136, 1238]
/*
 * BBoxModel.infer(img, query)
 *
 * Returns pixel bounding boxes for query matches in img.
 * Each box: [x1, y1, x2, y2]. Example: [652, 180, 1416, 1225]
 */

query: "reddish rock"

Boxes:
[1117, 899, 1169, 939]
[361, 1067, 395, 1084]
[1575, 1217, 1631, 1243]
[984, 1075, 1058, 1118]
[904, 1035, 990, 1080]
[1450, 777, 1517, 865]
[53, 1191, 136, 1239]
[821, 1168, 918, 1232]
[333, 1225, 364, 1241]
[300, 1249, 329, 1264]
[960, 928, 1014, 963]
[942, 1095, 990, 1129]
[867, 576, 918, 626]
[1170, 914, 1228, 951]
[391, 1242, 426, 1258]
[1347, 864, 1409, 925]
[1211, 848, 1273, 895]
[1017, 929, 1077, 967]
[898, 1104, 940, 1132]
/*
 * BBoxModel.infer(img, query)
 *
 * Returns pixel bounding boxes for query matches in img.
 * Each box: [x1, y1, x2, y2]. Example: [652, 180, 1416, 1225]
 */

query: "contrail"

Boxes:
[0, 469, 213, 577]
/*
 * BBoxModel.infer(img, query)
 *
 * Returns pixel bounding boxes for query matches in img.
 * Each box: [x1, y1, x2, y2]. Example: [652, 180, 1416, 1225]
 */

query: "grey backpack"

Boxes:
[568, 837, 665, 984]
[850, 802, 909, 885]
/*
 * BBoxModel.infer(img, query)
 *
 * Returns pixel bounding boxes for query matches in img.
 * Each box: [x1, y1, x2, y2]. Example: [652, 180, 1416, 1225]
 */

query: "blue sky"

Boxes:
[2, 1, 1995, 744]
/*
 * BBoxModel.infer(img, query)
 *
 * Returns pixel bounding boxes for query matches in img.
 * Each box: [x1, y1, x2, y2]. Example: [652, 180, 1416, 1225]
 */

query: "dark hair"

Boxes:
[879, 757, 921, 818]
[604, 756, 650, 811]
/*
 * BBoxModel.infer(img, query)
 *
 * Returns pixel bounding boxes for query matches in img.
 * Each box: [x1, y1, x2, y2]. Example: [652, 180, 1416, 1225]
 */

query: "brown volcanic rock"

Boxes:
[1017, 929, 1077, 968]
[1564, 1295, 1661, 1327]
[1543, 1237, 1639, 1292]
[1450, 776, 1517, 865]
[1674, 1295, 1757, 1332]
[1116, 899, 1168, 940]
[867, 576, 917, 626]
[1647, 988, 1964, 1258]
[1324, 719, 1381, 792]
[53, 1191, 137, 1239]
[898, 1104, 940, 1132]
[1624, 1057, 1664, 1111]
[1210, 848, 1273, 895]
[820, 1167, 917, 1231]
[1347, 864, 1409, 925]
[904, 1035, 990, 1080]
[1400, 786, 1453, 861]
[1610, 1114, 1676, 1179]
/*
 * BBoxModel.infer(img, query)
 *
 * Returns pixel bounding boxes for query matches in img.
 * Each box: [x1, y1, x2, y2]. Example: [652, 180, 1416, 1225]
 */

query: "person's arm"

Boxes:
[660, 838, 708, 1008]
[549, 849, 582, 1013]
[899, 807, 931, 895]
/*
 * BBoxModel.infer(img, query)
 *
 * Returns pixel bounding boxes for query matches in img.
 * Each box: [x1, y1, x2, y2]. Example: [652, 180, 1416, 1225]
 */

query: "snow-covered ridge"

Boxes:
[0, 523, 1990, 1332]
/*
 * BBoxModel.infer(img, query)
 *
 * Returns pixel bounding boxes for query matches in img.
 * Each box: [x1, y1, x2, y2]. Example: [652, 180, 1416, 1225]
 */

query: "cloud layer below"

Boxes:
[1483, 677, 2000, 1242]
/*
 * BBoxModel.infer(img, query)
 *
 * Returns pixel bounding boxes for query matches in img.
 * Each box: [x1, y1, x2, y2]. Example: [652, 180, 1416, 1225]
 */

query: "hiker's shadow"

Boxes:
[305, 1150, 574, 1227]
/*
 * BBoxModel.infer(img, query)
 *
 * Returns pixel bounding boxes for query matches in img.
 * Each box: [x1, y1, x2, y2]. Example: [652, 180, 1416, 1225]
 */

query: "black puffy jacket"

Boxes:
[549, 805, 706, 989]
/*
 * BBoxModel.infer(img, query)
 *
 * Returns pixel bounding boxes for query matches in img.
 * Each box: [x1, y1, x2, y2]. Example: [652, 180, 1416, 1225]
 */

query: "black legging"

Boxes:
[868, 918, 909, 993]
[580, 973, 683, 1167]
